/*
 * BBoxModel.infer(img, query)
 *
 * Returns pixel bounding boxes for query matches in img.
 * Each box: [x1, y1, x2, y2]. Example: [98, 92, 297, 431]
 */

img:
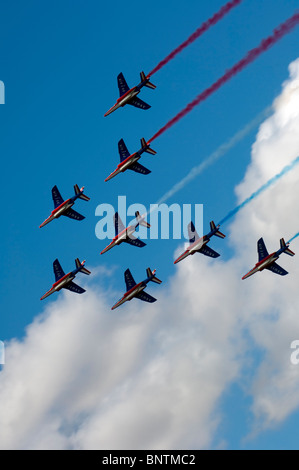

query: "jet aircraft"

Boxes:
[105, 138, 156, 182]
[40, 184, 90, 228]
[40, 258, 91, 300]
[174, 221, 225, 264]
[104, 71, 155, 117]
[111, 267, 162, 310]
[101, 211, 150, 254]
[242, 237, 295, 280]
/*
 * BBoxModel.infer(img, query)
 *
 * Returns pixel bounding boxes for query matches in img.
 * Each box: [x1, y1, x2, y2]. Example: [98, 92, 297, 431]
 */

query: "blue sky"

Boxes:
[1, 0, 299, 450]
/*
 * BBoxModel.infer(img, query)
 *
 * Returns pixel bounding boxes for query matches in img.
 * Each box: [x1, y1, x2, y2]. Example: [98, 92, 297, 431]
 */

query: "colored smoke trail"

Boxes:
[155, 105, 272, 206]
[148, 0, 243, 76]
[287, 232, 299, 244]
[218, 155, 299, 226]
[148, 11, 299, 144]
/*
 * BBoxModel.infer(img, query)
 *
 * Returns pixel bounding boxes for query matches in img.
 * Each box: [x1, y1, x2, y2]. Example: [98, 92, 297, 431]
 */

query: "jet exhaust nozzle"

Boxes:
[140, 137, 156, 155]
[74, 184, 90, 201]
[146, 267, 162, 284]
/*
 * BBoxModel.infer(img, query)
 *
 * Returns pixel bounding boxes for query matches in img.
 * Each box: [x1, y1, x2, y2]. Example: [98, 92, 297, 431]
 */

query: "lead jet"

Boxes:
[242, 237, 295, 280]
[40, 258, 91, 300]
[105, 137, 156, 182]
[101, 211, 150, 255]
[174, 221, 225, 264]
[104, 71, 156, 117]
[111, 267, 162, 310]
[40, 184, 90, 228]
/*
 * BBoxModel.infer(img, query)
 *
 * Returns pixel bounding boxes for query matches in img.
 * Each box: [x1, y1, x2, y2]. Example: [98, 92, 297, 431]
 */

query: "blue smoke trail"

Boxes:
[219, 155, 299, 225]
[287, 232, 299, 244]
[155, 105, 272, 206]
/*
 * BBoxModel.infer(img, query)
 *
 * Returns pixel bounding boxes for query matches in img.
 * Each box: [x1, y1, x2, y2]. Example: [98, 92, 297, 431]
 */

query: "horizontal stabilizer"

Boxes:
[280, 238, 295, 256]
[75, 258, 91, 275]
[210, 221, 225, 239]
[135, 211, 150, 228]
[140, 137, 156, 155]
[140, 71, 156, 89]
[74, 184, 90, 201]
[146, 267, 162, 284]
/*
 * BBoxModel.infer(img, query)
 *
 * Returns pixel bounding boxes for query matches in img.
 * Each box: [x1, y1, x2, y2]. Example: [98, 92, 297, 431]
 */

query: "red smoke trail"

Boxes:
[148, 12, 299, 144]
[148, 0, 243, 76]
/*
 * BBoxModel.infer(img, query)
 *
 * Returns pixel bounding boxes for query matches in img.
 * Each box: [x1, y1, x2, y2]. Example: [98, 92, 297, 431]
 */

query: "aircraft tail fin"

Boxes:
[75, 258, 91, 275]
[146, 268, 162, 284]
[210, 221, 225, 239]
[135, 211, 150, 228]
[280, 238, 295, 256]
[74, 184, 90, 201]
[141, 137, 156, 155]
[140, 71, 156, 89]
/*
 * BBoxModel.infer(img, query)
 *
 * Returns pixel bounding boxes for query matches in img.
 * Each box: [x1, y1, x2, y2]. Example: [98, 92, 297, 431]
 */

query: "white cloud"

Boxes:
[1, 59, 299, 449]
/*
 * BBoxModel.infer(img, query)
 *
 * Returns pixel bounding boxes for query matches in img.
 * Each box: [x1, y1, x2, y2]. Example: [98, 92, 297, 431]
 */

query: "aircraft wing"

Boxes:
[52, 185, 64, 209]
[117, 73, 130, 97]
[199, 245, 220, 258]
[64, 281, 86, 294]
[53, 258, 65, 282]
[118, 139, 130, 162]
[128, 97, 151, 110]
[266, 262, 288, 276]
[64, 208, 85, 221]
[257, 238, 269, 262]
[129, 162, 151, 175]
[135, 291, 156, 303]
[124, 236, 146, 248]
[188, 221, 199, 243]
[114, 212, 125, 236]
[124, 269, 136, 291]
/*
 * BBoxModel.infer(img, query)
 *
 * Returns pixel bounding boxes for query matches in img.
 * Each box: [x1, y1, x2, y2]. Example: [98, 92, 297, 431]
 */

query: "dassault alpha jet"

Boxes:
[101, 211, 150, 255]
[242, 237, 295, 280]
[104, 71, 155, 117]
[174, 221, 226, 264]
[105, 138, 156, 182]
[111, 268, 162, 310]
[40, 184, 90, 228]
[40, 258, 91, 300]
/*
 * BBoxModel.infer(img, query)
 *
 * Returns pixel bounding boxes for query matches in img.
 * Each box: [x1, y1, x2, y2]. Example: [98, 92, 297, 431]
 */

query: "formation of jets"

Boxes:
[39, 69, 296, 309]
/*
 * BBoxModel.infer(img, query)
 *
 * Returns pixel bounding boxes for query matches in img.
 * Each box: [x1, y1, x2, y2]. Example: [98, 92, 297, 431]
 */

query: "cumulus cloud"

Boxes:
[1, 59, 299, 449]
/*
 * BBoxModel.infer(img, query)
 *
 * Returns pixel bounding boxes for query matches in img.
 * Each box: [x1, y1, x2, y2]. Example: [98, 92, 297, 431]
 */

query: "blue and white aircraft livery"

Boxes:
[104, 71, 156, 117]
